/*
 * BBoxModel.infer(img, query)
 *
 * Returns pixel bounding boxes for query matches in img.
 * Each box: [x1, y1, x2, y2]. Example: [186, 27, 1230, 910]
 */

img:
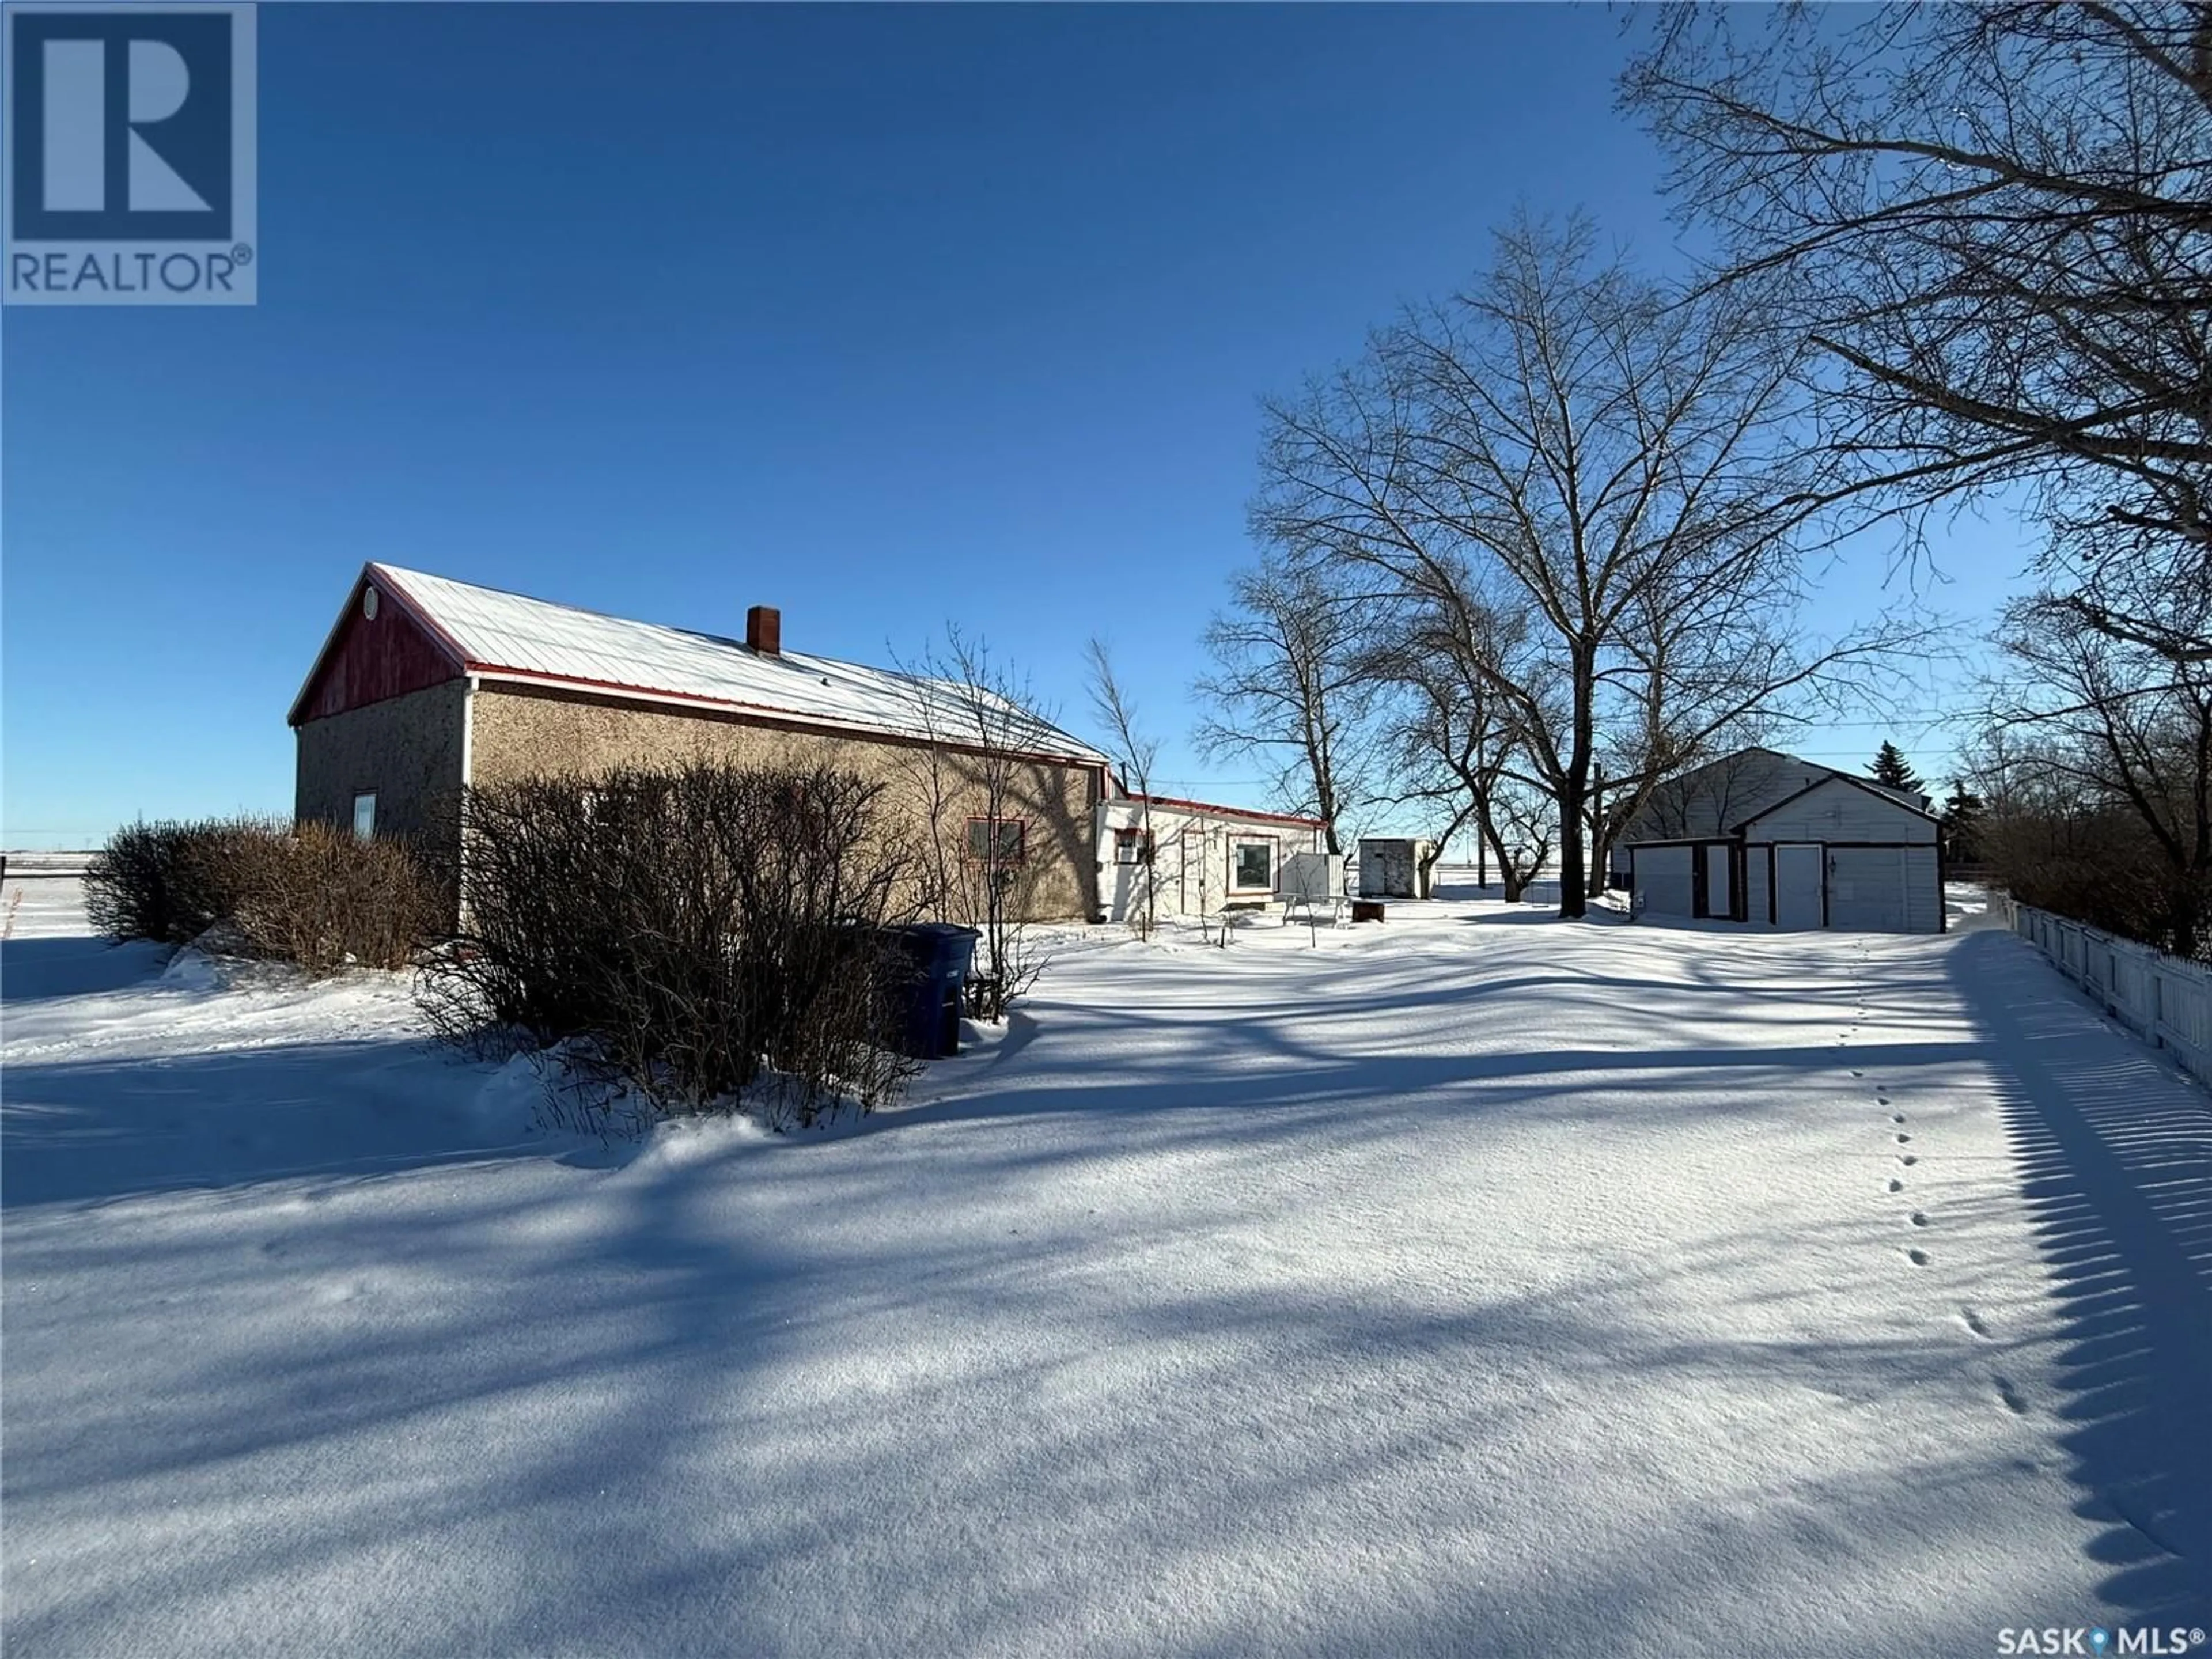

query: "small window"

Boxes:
[352, 791, 377, 842]
[1113, 826, 1153, 865]
[966, 817, 1025, 865]
[1232, 839, 1274, 893]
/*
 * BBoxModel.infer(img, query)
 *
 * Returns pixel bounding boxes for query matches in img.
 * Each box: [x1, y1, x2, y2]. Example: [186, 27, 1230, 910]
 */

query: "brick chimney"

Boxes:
[746, 605, 781, 656]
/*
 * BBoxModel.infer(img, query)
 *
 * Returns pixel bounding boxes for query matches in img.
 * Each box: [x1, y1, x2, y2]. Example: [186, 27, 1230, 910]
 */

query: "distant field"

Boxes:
[1, 854, 93, 942]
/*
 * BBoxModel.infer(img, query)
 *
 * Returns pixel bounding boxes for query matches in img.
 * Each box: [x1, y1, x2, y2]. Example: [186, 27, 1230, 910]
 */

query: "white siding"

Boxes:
[1828, 847, 1908, 931]
[1097, 799, 1325, 921]
[1635, 846, 1695, 917]
[1744, 849, 1771, 925]
[1705, 844, 1733, 918]
[1904, 845, 1941, 933]
[1748, 777, 1935, 844]
[1621, 748, 1836, 843]
[1772, 844, 1826, 928]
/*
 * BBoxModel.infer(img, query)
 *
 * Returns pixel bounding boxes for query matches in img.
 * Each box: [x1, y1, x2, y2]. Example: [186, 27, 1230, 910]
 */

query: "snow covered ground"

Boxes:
[3, 876, 2207, 1657]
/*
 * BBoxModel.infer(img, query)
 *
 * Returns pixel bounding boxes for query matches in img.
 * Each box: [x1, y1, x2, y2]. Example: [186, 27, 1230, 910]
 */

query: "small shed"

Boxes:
[1622, 762, 1942, 934]
[1356, 838, 1436, 900]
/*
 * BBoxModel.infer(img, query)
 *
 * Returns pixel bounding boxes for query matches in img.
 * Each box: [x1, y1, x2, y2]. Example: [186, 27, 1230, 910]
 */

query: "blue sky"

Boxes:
[3, 4, 2024, 847]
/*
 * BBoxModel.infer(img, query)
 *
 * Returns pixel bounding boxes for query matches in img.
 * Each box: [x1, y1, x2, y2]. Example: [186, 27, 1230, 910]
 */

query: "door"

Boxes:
[1635, 846, 1695, 917]
[1774, 843, 1824, 929]
[1827, 847, 1908, 931]
[1702, 844, 1734, 920]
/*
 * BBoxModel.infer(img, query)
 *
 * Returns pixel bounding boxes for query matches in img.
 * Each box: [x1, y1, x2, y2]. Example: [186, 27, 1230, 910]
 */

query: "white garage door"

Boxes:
[1636, 846, 1695, 917]
[1774, 844, 1823, 929]
[1827, 847, 1909, 932]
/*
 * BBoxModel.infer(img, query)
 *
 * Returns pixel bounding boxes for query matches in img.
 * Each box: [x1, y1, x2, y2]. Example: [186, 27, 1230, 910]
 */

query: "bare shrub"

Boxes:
[85, 817, 268, 945]
[85, 816, 446, 975]
[417, 761, 924, 1132]
[229, 821, 449, 975]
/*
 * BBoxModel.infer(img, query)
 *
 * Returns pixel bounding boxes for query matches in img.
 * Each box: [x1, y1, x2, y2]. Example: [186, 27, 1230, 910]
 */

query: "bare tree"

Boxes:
[1194, 556, 1381, 853]
[1975, 586, 2212, 957]
[1085, 639, 1164, 939]
[1625, 3, 2212, 660]
[1368, 602, 1556, 900]
[895, 627, 1066, 1020]
[1257, 214, 1921, 918]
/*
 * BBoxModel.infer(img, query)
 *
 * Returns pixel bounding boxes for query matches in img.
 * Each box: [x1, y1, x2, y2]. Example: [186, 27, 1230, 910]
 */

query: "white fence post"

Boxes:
[2006, 899, 2212, 1090]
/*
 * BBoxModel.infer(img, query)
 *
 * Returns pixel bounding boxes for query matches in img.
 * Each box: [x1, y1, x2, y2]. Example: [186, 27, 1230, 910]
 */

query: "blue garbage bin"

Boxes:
[885, 923, 981, 1059]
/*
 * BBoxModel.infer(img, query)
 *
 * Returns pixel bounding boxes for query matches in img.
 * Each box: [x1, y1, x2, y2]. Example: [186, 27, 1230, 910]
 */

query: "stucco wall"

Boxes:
[467, 682, 1102, 921]
[294, 679, 468, 849]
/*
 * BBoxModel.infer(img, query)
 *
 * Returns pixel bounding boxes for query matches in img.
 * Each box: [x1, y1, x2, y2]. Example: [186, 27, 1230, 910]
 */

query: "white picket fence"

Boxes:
[2005, 898, 2212, 1090]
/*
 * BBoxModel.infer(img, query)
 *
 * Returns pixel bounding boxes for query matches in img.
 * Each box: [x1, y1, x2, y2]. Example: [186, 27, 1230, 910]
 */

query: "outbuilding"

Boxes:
[1614, 748, 1943, 933]
[1097, 795, 1328, 923]
[1355, 838, 1437, 900]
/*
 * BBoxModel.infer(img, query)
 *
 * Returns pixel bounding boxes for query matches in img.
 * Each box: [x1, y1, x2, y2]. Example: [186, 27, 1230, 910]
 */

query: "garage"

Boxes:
[1738, 776, 1944, 934]
[1622, 768, 1943, 935]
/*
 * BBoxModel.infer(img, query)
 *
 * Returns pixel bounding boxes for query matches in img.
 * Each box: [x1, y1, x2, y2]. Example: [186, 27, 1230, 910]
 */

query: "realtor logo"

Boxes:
[4, 3, 256, 304]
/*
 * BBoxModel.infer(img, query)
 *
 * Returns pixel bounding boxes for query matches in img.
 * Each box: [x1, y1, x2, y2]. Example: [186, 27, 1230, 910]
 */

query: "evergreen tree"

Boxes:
[1868, 742, 1923, 794]
[1938, 781, 1985, 868]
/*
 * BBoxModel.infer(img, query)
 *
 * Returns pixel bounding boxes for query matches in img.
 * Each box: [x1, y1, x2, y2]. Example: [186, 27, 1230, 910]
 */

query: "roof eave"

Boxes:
[1128, 792, 1330, 830]
[469, 668, 1109, 768]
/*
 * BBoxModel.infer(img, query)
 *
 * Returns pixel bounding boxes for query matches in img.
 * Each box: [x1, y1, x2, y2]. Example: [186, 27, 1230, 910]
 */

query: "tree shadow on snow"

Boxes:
[1, 935, 166, 1004]
[12, 926, 2193, 1657]
[1, 1038, 543, 1209]
[1, 1140, 2099, 1659]
[1944, 931, 2212, 1625]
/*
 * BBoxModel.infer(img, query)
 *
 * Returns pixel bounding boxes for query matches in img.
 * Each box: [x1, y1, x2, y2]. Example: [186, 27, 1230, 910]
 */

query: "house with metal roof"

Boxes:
[289, 563, 1113, 921]
[1611, 747, 1944, 933]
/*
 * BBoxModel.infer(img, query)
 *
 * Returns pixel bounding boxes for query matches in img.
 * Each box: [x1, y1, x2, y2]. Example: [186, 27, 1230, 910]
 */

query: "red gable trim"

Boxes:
[368, 563, 482, 673]
[1132, 793, 1328, 830]
[287, 566, 470, 726]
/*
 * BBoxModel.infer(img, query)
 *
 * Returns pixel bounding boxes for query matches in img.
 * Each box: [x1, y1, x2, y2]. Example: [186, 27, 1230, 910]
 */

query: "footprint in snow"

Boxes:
[1850, 1069, 1865, 1078]
[1888, 1178, 1905, 1193]
[1892, 1113, 1907, 1125]
[1961, 1308, 1991, 1338]
[1900, 1154, 1919, 1166]
[1896, 1132, 1912, 1145]
[1907, 1248, 1931, 1267]
[1994, 1377, 2029, 1415]
[1910, 1211, 1931, 1228]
